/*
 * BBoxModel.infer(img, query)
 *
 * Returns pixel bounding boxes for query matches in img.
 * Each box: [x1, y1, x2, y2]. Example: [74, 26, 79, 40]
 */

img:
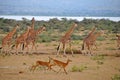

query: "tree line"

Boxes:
[0, 17, 120, 33]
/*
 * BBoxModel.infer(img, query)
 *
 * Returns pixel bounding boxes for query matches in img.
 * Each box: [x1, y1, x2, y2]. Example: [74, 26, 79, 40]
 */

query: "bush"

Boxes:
[71, 34, 83, 40]
[111, 74, 120, 80]
[91, 55, 104, 60]
[97, 60, 104, 65]
[97, 36, 105, 41]
[91, 55, 105, 65]
[71, 65, 87, 72]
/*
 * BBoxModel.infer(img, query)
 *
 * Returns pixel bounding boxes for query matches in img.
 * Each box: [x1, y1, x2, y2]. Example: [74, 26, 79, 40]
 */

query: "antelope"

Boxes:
[30, 58, 55, 72]
[49, 57, 72, 74]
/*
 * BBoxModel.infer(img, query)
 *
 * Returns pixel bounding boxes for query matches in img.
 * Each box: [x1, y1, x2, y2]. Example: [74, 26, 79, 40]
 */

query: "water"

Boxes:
[0, 15, 120, 22]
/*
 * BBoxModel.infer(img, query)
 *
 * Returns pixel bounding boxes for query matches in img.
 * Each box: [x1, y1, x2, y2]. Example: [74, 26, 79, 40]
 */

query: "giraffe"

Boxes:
[14, 26, 31, 54]
[116, 34, 120, 49]
[28, 17, 35, 36]
[23, 26, 46, 52]
[82, 29, 103, 55]
[82, 27, 96, 50]
[1, 24, 19, 53]
[57, 23, 78, 57]
[31, 17, 35, 29]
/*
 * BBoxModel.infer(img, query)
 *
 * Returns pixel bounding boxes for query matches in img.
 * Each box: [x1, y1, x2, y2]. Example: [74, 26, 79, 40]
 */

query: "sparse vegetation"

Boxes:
[0, 17, 120, 80]
[97, 60, 104, 65]
[97, 36, 106, 41]
[0, 18, 120, 44]
[106, 47, 116, 50]
[111, 74, 120, 80]
[91, 55, 104, 61]
[71, 65, 87, 72]
[91, 55, 105, 65]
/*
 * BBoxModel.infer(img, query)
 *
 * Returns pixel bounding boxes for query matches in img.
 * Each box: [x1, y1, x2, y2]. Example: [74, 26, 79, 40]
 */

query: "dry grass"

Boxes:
[0, 33, 120, 80]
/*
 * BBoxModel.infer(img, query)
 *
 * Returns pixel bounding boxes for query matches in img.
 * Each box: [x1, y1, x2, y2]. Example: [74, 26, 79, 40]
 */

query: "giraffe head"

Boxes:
[27, 26, 31, 30]
[31, 17, 35, 23]
[97, 30, 105, 37]
[116, 34, 120, 37]
[16, 24, 20, 29]
[74, 23, 78, 27]
[42, 24, 46, 31]
[37, 26, 46, 34]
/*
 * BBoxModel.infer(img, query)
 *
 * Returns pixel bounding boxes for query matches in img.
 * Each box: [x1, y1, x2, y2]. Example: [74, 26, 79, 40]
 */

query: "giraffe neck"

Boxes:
[36, 27, 45, 35]
[31, 17, 35, 29]
[8, 26, 17, 37]
[92, 32, 101, 40]
[31, 22, 34, 29]
[23, 27, 30, 36]
[64, 24, 76, 38]
[87, 27, 96, 38]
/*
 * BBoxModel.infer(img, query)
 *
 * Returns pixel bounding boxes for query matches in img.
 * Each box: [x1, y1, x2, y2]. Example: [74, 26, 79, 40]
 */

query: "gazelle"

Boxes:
[30, 58, 55, 72]
[49, 57, 72, 74]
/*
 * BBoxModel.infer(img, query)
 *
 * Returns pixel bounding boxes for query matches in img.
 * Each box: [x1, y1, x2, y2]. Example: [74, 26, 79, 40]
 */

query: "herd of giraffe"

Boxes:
[0, 18, 46, 54]
[0, 17, 120, 56]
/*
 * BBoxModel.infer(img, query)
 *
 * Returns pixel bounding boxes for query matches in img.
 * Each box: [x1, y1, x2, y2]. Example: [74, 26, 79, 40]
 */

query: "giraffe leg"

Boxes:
[7, 42, 11, 55]
[32, 41, 36, 52]
[88, 45, 93, 56]
[63, 43, 67, 57]
[83, 42, 89, 56]
[93, 43, 97, 50]
[16, 43, 19, 55]
[87, 44, 91, 56]
[56, 43, 61, 57]
[1, 45, 5, 53]
[6, 44, 10, 55]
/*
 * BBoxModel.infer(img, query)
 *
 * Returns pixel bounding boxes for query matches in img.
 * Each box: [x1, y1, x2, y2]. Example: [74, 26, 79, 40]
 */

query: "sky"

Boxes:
[0, 0, 120, 16]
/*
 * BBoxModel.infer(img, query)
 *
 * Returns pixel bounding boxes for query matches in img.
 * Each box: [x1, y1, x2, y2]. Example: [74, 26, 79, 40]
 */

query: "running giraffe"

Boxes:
[14, 26, 31, 54]
[57, 23, 77, 57]
[24, 26, 46, 52]
[1, 24, 19, 53]
[82, 27, 96, 50]
[82, 28, 103, 55]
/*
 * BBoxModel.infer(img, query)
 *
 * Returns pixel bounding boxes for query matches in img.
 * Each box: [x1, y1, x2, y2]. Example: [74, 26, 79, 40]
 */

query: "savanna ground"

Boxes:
[0, 34, 120, 80]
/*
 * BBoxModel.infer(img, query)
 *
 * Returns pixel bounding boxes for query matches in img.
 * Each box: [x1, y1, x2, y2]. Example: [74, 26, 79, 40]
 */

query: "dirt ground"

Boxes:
[0, 40, 120, 80]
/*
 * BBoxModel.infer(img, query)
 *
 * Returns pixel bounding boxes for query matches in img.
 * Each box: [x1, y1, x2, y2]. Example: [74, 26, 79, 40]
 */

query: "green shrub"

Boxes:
[97, 36, 105, 41]
[71, 35, 83, 40]
[97, 60, 104, 65]
[71, 65, 87, 72]
[106, 47, 116, 50]
[91, 55, 104, 60]
[111, 74, 120, 80]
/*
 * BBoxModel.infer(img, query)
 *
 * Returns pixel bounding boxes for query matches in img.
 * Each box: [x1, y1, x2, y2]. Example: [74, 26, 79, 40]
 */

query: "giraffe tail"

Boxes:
[0, 47, 2, 49]
[11, 44, 15, 49]
[57, 43, 60, 51]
